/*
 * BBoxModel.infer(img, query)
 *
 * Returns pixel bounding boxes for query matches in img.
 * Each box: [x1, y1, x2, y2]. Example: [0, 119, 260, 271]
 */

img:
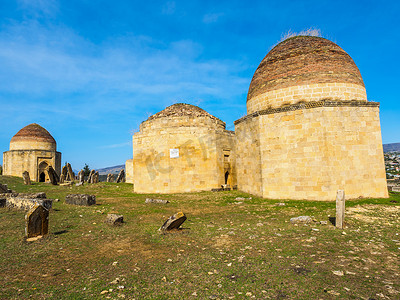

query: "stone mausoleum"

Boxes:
[127, 36, 388, 200]
[3, 123, 61, 182]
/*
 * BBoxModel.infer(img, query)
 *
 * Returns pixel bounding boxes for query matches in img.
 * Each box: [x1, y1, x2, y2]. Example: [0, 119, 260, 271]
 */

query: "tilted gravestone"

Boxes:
[116, 169, 125, 183]
[25, 203, 49, 239]
[61, 165, 68, 178]
[47, 166, 59, 185]
[93, 171, 99, 184]
[66, 163, 75, 182]
[22, 171, 31, 185]
[65, 194, 96, 206]
[159, 211, 187, 232]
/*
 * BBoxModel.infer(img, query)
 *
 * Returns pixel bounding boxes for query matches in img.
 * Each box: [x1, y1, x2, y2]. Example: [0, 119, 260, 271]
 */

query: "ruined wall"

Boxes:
[235, 100, 388, 200]
[132, 115, 235, 194]
[3, 150, 61, 181]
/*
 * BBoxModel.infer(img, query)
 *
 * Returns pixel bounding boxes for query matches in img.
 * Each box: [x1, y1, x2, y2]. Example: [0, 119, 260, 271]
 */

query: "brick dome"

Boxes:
[10, 123, 56, 151]
[246, 36, 367, 113]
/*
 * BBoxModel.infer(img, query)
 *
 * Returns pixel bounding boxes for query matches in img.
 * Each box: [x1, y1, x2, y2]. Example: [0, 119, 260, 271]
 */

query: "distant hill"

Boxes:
[383, 143, 400, 152]
[97, 165, 125, 175]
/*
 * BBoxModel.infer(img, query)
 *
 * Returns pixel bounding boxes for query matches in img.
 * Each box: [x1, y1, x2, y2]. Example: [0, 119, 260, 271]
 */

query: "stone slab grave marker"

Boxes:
[22, 171, 31, 185]
[116, 169, 125, 183]
[159, 211, 187, 232]
[61, 165, 68, 178]
[106, 173, 114, 182]
[145, 198, 170, 204]
[335, 190, 345, 229]
[65, 194, 96, 206]
[25, 203, 49, 241]
[78, 170, 85, 183]
[59, 173, 65, 184]
[88, 169, 95, 183]
[47, 166, 59, 185]
[66, 163, 75, 182]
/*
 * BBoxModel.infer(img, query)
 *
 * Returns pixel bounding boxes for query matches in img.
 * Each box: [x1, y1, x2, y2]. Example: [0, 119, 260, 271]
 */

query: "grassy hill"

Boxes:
[384, 143, 400, 152]
[0, 175, 399, 299]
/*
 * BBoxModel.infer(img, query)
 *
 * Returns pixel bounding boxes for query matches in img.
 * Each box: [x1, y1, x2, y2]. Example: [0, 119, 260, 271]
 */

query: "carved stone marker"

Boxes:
[66, 163, 75, 182]
[290, 216, 312, 224]
[25, 203, 49, 239]
[159, 211, 186, 232]
[59, 174, 65, 184]
[47, 166, 59, 185]
[61, 165, 68, 178]
[106, 173, 114, 183]
[22, 171, 31, 185]
[88, 169, 95, 183]
[65, 194, 96, 206]
[335, 190, 345, 229]
[93, 171, 99, 183]
[116, 169, 125, 183]
[106, 213, 124, 226]
[78, 170, 85, 183]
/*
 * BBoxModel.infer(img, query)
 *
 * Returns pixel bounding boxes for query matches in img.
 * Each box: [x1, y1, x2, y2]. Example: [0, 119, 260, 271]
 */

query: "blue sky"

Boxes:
[0, 0, 399, 170]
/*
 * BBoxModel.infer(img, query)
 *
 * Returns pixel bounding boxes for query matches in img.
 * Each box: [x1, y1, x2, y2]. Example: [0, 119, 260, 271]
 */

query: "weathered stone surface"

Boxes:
[22, 171, 31, 185]
[105, 214, 124, 226]
[7, 196, 52, 211]
[25, 203, 49, 238]
[65, 194, 96, 206]
[336, 190, 345, 229]
[392, 186, 400, 192]
[60, 182, 73, 187]
[59, 173, 65, 184]
[290, 216, 313, 224]
[17, 192, 46, 199]
[116, 169, 125, 183]
[93, 171, 99, 184]
[88, 169, 95, 183]
[61, 165, 68, 178]
[47, 166, 59, 185]
[78, 170, 85, 183]
[145, 198, 170, 204]
[159, 212, 186, 232]
[66, 163, 75, 181]
[75, 182, 84, 187]
[0, 184, 12, 193]
[106, 173, 114, 183]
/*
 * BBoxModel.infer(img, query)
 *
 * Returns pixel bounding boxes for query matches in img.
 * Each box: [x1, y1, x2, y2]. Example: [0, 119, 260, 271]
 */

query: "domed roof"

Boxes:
[147, 103, 222, 122]
[11, 123, 56, 145]
[247, 36, 365, 102]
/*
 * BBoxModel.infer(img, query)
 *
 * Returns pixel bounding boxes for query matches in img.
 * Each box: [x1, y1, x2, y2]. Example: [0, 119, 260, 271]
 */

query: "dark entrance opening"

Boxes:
[225, 171, 229, 185]
[39, 172, 46, 182]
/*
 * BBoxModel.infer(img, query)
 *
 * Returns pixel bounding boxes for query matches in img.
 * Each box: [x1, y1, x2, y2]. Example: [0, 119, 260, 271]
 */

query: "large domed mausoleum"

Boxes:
[234, 36, 387, 200]
[3, 123, 61, 182]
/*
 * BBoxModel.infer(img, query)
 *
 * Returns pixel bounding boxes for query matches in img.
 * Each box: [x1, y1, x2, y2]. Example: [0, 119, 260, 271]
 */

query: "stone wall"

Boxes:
[125, 158, 133, 184]
[132, 114, 236, 194]
[235, 101, 388, 200]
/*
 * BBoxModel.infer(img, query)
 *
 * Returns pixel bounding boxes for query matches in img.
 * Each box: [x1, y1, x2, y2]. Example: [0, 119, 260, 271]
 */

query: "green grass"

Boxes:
[0, 175, 399, 299]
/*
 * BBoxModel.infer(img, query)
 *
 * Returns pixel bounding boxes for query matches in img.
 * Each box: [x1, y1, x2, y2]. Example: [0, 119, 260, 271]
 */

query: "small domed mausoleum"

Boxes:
[130, 103, 236, 193]
[3, 123, 61, 182]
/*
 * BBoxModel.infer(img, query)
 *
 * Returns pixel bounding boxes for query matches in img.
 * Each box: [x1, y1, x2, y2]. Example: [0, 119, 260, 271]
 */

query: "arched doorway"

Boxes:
[225, 171, 229, 185]
[38, 161, 49, 182]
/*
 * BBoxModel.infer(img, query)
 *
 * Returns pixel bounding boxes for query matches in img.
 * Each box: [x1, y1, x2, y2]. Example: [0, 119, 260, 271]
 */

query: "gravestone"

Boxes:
[106, 173, 114, 183]
[65, 194, 96, 206]
[145, 198, 170, 204]
[116, 169, 125, 183]
[25, 203, 49, 239]
[88, 170, 95, 183]
[61, 165, 68, 178]
[59, 174, 65, 184]
[0, 184, 12, 193]
[335, 190, 345, 229]
[78, 170, 85, 183]
[93, 171, 99, 183]
[66, 163, 75, 182]
[22, 171, 31, 185]
[47, 166, 59, 185]
[159, 211, 186, 232]
[290, 216, 312, 224]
